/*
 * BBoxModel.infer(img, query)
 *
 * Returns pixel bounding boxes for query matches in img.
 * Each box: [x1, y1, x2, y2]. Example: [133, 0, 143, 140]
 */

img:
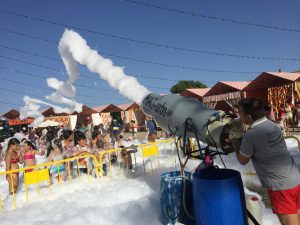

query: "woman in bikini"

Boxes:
[5, 138, 23, 194]
[23, 141, 45, 173]
[285, 102, 294, 131]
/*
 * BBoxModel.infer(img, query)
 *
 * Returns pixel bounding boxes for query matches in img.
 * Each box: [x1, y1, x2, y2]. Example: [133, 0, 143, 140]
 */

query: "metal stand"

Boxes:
[172, 118, 227, 174]
[170, 118, 261, 225]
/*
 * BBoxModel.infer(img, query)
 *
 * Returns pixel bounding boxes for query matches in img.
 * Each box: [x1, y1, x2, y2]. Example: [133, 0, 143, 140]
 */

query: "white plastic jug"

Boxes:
[246, 194, 263, 225]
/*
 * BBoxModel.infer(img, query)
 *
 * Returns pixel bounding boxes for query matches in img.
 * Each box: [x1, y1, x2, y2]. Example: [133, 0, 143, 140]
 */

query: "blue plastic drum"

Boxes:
[160, 171, 194, 225]
[192, 168, 248, 225]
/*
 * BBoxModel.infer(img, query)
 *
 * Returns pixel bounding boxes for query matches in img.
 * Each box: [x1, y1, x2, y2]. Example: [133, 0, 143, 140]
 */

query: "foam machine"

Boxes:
[141, 93, 259, 225]
[141, 93, 243, 169]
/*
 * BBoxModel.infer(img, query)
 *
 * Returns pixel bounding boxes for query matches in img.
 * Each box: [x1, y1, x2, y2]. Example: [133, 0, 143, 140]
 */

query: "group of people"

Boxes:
[277, 101, 300, 133]
[229, 101, 300, 135]
[2, 121, 137, 194]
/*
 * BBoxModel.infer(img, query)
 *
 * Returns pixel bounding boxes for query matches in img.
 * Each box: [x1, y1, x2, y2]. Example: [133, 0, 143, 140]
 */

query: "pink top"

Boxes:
[24, 154, 35, 160]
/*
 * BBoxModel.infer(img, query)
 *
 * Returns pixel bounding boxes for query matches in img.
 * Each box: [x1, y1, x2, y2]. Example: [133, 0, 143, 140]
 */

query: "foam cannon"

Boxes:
[141, 93, 243, 156]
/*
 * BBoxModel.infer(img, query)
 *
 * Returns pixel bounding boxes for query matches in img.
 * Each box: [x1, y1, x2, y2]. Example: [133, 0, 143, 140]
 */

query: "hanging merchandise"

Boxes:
[267, 84, 293, 121]
[293, 81, 300, 102]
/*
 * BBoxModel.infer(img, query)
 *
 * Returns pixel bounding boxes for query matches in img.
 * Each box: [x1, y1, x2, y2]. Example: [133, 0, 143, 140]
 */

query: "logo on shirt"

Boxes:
[268, 126, 284, 148]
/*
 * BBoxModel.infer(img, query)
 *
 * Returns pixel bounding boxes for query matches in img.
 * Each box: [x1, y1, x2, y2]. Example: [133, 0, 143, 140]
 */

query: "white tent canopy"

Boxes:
[38, 120, 60, 128]
[91, 113, 103, 126]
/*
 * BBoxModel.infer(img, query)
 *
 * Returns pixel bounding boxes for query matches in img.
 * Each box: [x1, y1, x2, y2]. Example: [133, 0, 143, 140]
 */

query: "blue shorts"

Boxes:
[50, 165, 65, 174]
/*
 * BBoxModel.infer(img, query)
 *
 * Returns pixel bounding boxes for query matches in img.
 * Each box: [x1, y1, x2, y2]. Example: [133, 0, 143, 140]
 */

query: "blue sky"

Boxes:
[0, 0, 299, 113]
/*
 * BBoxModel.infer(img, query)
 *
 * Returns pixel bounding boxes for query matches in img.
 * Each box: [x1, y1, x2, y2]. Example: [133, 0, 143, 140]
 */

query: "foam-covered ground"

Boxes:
[1, 137, 300, 225]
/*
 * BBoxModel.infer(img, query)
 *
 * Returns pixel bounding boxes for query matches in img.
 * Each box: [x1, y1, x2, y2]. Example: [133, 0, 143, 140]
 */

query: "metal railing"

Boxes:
[284, 135, 300, 151]
[0, 154, 99, 209]
[0, 139, 176, 210]
[98, 139, 175, 176]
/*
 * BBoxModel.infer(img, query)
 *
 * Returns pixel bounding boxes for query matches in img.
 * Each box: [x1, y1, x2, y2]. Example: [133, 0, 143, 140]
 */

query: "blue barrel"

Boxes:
[192, 168, 248, 225]
[160, 171, 194, 225]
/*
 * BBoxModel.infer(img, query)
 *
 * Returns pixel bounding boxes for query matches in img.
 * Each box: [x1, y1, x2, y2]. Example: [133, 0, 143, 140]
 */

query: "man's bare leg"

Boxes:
[277, 214, 299, 225]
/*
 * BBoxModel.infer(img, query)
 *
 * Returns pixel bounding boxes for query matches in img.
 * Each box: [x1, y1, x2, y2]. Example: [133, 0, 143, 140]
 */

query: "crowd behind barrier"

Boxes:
[0, 123, 175, 210]
[1, 115, 300, 210]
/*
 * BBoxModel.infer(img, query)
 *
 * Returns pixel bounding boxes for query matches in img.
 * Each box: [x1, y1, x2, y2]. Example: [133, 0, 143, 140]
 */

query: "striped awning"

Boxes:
[45, 116, 70, 126]
[203, 91, 242, 103]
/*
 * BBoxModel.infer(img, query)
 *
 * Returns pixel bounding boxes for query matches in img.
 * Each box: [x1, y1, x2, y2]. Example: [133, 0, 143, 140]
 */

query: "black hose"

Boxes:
[247, 209, 261, 225]
[178, 176, 195, 221]
[206, 121, 226, 168]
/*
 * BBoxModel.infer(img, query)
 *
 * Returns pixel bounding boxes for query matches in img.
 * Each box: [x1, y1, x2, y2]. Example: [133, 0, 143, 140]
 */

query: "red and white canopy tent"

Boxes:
[42, 105, 100, 129]
[41, 107, 70, 127]
[1, 109, 34, 126]
[203, 81, 250, 112]
[93, 104, 123, 128]
[1, 109, 20, 120]
[72, 105, 100, 128]
[117, 103, 145, 130]
[180, 88, 211, 102]
[244, 71, 300, 120]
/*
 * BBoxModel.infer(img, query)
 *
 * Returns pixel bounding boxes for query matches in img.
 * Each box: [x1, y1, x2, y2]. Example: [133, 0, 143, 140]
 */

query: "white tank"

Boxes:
[245, 194, 263, 225]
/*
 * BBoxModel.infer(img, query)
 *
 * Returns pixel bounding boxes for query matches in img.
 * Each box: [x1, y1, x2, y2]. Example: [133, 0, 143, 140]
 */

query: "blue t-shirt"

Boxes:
[147, 120, 157, 135]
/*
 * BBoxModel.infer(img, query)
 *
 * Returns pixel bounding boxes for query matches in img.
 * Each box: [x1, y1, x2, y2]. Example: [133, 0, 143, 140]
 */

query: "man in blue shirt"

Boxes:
[146, 117, 157, 142]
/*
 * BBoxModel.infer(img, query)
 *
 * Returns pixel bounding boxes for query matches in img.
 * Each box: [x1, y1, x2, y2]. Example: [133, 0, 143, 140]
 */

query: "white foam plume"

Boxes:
[58, 29, 151, 104]
[20, 29, 150, 126]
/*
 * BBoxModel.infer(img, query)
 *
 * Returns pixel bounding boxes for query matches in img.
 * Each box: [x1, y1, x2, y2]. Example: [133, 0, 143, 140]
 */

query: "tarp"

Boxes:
[44, 116, 70, 126]
[91, 113, 103, 126]
[70, 115, 77, 130]
[8, 118, 34, 126]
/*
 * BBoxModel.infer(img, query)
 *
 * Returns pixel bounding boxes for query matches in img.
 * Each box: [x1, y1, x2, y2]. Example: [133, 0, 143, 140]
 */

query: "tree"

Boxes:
[170, 80, 207, 94]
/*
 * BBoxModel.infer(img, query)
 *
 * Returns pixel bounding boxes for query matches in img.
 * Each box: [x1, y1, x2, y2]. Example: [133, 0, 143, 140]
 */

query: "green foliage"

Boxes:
[170, 80, 207, 94]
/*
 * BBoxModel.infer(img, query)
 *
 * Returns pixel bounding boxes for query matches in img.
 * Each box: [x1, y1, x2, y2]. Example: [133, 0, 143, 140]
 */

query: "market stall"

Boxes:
[180, 88, 211, 102]
[93, 104, 122, 128]
[203, 81, 250, 112]
[244, 72, 300, 120]
[117, 103, 145, 131]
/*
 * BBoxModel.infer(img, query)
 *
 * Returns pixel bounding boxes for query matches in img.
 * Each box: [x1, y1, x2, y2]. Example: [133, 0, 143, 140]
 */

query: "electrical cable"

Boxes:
[0, 11, 298, 60]
[122, 0, 300, 34]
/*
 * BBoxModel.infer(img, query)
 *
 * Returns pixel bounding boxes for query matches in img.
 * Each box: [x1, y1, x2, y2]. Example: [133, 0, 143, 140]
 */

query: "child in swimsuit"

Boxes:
[47, 138, 66, 183]
[91, 132, 107, 176]
[118, 135, 136, 173]
[71, 133, 91, 175]
[62, 130, 74, 158]
[61, 130, 74, 179]
[23, 140, 45, 172]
